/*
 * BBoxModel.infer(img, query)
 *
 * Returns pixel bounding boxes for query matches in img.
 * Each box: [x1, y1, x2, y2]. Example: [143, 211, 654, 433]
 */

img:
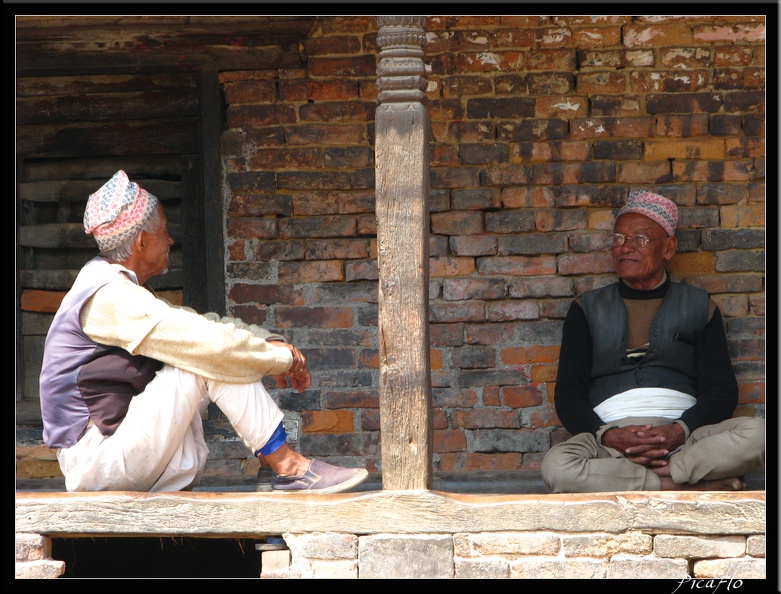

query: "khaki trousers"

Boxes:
[541, 416, 765, 492]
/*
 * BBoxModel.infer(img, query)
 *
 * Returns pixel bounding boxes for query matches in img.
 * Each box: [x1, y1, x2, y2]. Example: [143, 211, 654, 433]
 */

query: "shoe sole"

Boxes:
[272, 469, 369, 495]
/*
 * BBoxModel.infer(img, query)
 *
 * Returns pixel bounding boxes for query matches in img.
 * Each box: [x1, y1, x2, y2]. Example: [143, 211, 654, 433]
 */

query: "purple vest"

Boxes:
[39, 257, 162, 448]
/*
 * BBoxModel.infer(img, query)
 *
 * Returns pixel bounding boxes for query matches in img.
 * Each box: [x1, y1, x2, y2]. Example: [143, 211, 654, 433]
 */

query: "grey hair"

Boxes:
[100, 205, 163, 263]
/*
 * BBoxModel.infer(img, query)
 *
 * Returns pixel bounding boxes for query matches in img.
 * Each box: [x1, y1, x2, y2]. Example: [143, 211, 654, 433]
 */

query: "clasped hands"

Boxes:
[601, 423, 686, 468]
[270, 341, 311, 394]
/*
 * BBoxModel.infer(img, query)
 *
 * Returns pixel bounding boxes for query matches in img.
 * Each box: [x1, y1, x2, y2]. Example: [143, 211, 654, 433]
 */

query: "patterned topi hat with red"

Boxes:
[83, 170, 159, 251]
[617, 189, 678, 237]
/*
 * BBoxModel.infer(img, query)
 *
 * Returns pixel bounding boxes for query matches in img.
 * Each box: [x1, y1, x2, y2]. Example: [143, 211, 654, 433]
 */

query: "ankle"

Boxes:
[263, 445, 310, 476]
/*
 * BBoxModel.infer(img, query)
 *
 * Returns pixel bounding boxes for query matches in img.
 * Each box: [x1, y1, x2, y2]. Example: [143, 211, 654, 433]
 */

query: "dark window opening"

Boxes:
[52, 536, 262, 578]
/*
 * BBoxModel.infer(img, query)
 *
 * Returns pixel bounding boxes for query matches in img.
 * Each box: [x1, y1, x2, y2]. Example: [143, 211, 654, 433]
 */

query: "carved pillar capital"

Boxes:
[376, 16, 429, 104]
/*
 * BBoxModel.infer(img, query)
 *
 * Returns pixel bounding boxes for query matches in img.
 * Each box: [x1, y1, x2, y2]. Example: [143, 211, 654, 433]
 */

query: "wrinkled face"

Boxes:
[612, 212, 676, 290]
[139, 204, 174, 281]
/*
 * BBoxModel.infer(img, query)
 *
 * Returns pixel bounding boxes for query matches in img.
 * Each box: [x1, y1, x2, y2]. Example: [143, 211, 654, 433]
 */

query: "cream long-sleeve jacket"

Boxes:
[80, 272, 293, 383]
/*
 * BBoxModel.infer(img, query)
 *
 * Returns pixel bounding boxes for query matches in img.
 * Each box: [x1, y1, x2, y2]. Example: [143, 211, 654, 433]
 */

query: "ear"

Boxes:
[134, 231, 146, 252]
[662, 236, 678, 261]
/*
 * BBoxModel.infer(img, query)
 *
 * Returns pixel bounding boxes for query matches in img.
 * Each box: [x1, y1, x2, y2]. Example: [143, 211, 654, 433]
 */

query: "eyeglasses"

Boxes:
[610, 233, 667, 248]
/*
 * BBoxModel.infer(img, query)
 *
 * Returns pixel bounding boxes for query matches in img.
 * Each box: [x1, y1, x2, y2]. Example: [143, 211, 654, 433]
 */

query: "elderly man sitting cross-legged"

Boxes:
[39, 170, 369, 494]
[541, 190, 765, 493]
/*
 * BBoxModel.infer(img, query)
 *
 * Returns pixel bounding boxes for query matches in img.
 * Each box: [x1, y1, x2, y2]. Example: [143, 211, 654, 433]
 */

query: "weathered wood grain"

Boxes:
[15, 490, 766, 539]
[15, 18, 315, 76]
[19, 179, 182, 203]
[375, 101, 433, 491]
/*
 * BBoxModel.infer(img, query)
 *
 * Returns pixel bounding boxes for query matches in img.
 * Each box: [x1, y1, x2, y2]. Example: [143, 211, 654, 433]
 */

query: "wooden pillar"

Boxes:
[375, 16, 433, 490]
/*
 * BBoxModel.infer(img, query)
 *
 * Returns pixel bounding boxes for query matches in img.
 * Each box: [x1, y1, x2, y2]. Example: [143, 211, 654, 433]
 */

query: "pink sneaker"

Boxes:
[271, 459, 369, 494]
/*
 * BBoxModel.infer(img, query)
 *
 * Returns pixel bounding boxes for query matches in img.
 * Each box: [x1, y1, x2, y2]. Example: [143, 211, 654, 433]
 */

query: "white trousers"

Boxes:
[57, 365, 284, 492]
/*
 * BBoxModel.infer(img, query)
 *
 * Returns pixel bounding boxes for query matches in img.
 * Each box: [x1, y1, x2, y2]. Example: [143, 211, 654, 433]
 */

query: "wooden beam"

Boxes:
[200, 70, 226, 316]
[15, 17, 316, 76]
[15, 490, 767, 538]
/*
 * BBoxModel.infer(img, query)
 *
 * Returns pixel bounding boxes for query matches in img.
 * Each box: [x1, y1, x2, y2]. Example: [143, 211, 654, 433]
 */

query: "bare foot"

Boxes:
[650, 465, 672, 478]
[658, 476, 746, 491]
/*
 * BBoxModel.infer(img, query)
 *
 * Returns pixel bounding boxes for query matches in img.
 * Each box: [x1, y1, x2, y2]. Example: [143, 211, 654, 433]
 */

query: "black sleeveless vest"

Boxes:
[580, 280, 710, 409]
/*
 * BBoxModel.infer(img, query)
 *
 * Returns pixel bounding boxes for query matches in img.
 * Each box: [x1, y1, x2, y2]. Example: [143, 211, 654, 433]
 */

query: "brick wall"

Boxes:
[213, 15, 766, 478]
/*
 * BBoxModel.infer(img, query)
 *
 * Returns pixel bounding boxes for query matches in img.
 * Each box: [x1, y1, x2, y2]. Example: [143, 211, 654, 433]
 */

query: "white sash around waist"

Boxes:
[593, 388, 697, 423]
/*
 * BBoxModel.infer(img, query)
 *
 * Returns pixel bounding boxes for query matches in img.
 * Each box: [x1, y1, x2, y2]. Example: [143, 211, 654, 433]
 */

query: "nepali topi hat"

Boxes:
[84, 170, 159, 251]
[617, 189, 678, 237]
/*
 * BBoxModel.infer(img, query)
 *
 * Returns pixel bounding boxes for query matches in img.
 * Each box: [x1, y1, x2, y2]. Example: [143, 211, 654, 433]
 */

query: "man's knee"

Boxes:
[738, 416, 766, 462]
[541, 434, 596, 492]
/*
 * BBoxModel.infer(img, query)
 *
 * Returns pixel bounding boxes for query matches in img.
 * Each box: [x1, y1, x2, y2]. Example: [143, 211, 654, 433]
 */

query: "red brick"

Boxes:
[535, 26, 574, 48]
[344, 261, 377, 281]
[644, 138, 725, 160]
[502, 386, 543, 408]
[490, 28, 537, 48]
[450, 236, 498, 257]
[668, 252, 716, 276]
[431, 211, 484, 235]
[477, 255, 557, 276]
[223, 79, 276, 104]
[430, 257, 476, 277]
[482, 385, 501, 406]
[535, 209, 587, 232]
[571, 116, 654, 139]
[517, 140, 591, 162]
[275, 306, 353, 329]
[529, 405, 561, 429]
[227, 218, 277, 239]
[20, 290, 65, 313]
[720, 202, 765, 227]
[285, 124, 366, 145]
[307, 55, 376, 77]
[630, 70, 710, 93]
[557, 252, 614, 275]
[572, 26, 621, 48]
[725, 137, 764, 158]
[661, 47, 713, 68]
[658, 114, 712, 137]
[744, 67, 765, 89]
[320, 15, 376, 34]
[714, 46, 755, 66]
[463, 453, 524, 471]
[576, 71, 626, 93]
[535, 97, 588, 119]
[738, 382, 765, 404]
[462, 409, 520, 429]
[617, 161, 672, 184]
[302, 35, 362, 57]
[226, 104, 296, 128]
[501, 345, 561, 365]
[711, 294, 750, 318]
[324, 389, 379, 409]
[301, 410, 355, 433]
[672, 159, 754, 182]
[250, 148, 324, 170]
[455, 51, 526, 72]
[434, 429, 468, 453]
[526, 49, 577, 71]
[749, 294, 765, 316]
[623, 23, 695, 47]
[531, 364, 558, 383]
[693, 23, 766, 43]
[502, 186, 557, 208]
[278, 260, 344, 283]
[445, 120, 496, 142]
[229, 284, 304, 305]
[305, 239, 371, 260]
